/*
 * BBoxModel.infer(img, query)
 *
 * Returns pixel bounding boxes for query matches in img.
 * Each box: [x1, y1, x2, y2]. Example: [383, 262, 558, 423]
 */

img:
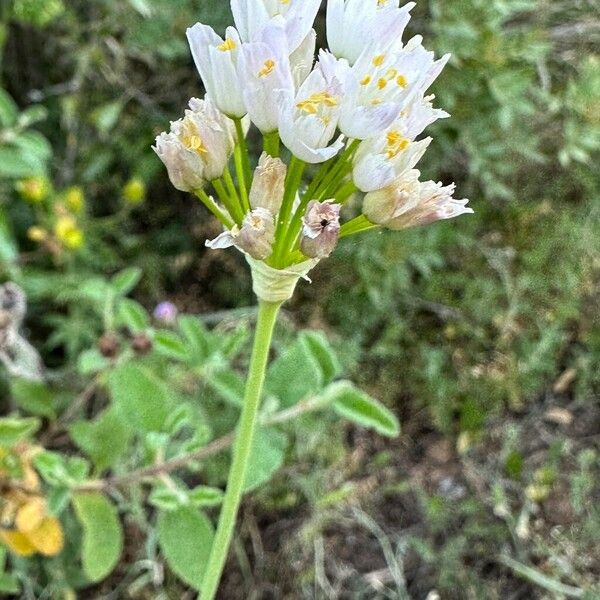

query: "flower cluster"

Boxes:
[154, 0, 472, 277]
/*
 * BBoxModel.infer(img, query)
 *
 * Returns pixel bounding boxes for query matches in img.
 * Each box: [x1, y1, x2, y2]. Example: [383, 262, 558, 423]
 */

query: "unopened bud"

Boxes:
[237, 208, 275, 260]
[98, 332, 120, 358]
[363, 170, 473, 230]
[363, 170, 420, 227]
[123, 178, 146, 206]
[131, 333, 153, 355]
[300, 200, 341, 259]
[64, 186, 85, 214]
[16, 177, 50, 204]
[249, 152, 287, 214]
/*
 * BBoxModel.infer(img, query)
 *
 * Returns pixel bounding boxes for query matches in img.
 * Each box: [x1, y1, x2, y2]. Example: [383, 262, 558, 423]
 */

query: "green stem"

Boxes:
[313, 139, 359, 199]
[212, 178, 244, 225]
[199, 300, 281, 600]
[271, 156, 306, 267]
[339, 215, 380, 238]
[223, 166, 243, 211]
[263, 131, 280, 158]
[194, 189, 235, 229]
[233, 117, 252, 187]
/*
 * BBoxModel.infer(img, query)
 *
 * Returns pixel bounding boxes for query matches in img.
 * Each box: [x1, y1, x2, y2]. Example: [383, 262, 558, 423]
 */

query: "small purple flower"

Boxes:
[153, 301, 178, 325]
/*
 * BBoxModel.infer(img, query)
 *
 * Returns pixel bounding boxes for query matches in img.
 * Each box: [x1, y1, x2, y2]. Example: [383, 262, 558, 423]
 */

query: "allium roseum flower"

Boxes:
[155, 0, 472, 274]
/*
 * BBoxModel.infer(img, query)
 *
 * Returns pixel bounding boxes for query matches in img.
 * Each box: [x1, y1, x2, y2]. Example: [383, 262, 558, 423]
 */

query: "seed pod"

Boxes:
[300, 200, 341, 259]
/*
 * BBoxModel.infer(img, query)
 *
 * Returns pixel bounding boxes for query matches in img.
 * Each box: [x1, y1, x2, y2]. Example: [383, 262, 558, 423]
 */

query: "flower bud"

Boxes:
[363, 170, 473, 230]
[249, 153, 287, 214]
[122, 178, 146, 206]
[98, 332, 120, 358]
[237, 208, 275, 260]
[362, 170, 420, 226]
[131, 333, 153, 356]
[153, 97, 236, 192]
[300, 200, 341, 259]
[27, 226, 48, 243]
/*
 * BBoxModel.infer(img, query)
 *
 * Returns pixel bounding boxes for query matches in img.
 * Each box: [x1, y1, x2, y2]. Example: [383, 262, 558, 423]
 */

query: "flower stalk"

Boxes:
[200, 300, 281, 600]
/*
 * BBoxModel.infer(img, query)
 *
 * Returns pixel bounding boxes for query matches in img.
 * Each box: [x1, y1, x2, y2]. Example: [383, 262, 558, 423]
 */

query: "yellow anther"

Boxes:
[377, 0, 388, 6]
[377, 78, 388, 90]
[217, 38, 236, 52]
[258, 59, 276, 77]
[181, 120, 209, 156]
[386, 68, 398, 79]
[296, 92, 339, 114]
[396, 74, 408, 87]
[386, 131, 410, 159]
[371, 98, 383, 105]
[281, 0, 291, 4]
[360, 75, 372, 86]
[372, 54, 386, 67]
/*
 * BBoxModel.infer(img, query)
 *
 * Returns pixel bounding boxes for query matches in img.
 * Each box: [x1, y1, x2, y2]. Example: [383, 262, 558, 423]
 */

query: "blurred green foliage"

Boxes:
[0, 0, 598, 597]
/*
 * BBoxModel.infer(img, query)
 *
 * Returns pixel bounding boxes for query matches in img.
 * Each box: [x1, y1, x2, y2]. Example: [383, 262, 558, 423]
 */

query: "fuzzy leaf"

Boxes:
[153, 330, 189, 361]
[72, 493, 123, 583]
[111, 267, 142, 296]
[329, 381, 400, 438]
[0, 416, 39, 445]
[10, 379, 55, 418]
[157, 507, 214, 591]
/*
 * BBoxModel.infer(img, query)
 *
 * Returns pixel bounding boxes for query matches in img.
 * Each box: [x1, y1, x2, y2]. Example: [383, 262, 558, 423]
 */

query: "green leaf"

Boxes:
[72, 493, 123, 583]
[0, 146, 42, 178]
[329, 381, 400, 438]
[266, 338, 323, 407]
[153, 330, 190, 361]
[0, 416, 39, 445]
[13, 130, 52, 163]
[77, 349, 110, 375]
[116, 298, 150, 332]
[69, 407, 132, 472]
[111, 267, 142, 296]
[10, 378, 55, 418]
[0, 207, 18, 266]
[299, 331, 341, 385]
[0, 89, 18, 127]
[149, 486, 188, 511]
[178, 315, 212, 359]
[108, 363, 174, 432]
[188, 485, 224, 508]
[205, 368, 244, 407]
[244, 428, 287, 491]
[157, 507, 214, 591]
[90, 101, 124, 135]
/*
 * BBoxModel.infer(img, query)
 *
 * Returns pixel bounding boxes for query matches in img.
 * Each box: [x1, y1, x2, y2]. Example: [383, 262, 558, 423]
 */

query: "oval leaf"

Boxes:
[111, 267, 142, 296]
[330, 381, 400, 438]
[72, 493, 123, 583]
[157, 507, 214, 591]
[153, 331, 189, 361]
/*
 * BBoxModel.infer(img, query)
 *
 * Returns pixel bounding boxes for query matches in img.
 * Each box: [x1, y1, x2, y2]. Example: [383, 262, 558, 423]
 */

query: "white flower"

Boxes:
[300, 200, 341, 258]
[187, 24, 246, 118]
[290, 29, 316, 89]
[363, 169, 473, 229]
[238, 18, 295, 133]
[353, 133, 431, 192]
[232, 0, 322, 52]
[327, 0, 416, 65]
[153, 97, 235, 191]
[277, 51, 345, 163]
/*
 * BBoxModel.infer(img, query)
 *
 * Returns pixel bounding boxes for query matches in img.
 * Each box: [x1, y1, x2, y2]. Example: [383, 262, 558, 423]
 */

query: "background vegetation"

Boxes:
[0, 0, 598, 598]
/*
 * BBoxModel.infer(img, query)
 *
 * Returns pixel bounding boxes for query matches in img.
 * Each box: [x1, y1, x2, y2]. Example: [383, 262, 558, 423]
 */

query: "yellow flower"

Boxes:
[122, 177, 146, 205]
[27, 226, 48, 242]
[15, 177, 51, 204]
[54, 216, 84, 250]
[64, 186, 85, 214]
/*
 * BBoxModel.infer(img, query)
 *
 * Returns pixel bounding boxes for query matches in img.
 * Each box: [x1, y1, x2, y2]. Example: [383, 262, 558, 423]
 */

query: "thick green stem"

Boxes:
[199, 300, 281, 600]
[263, 131, 280, 158]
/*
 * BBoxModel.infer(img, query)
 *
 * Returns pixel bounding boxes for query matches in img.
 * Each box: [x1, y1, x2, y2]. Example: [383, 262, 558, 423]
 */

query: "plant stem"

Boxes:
[199, 300, 281, 600]
[271, 156, 306, 267]
[233, 117, 252, 190]
[195, 189, 235, 229]
[263, 131, 280, 158]
[212, 178, 244, 225]
[339, 215, 380, 238]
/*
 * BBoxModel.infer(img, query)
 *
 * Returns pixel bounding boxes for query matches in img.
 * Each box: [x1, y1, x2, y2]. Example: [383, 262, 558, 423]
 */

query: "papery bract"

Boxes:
[250, 152, 287, 214]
